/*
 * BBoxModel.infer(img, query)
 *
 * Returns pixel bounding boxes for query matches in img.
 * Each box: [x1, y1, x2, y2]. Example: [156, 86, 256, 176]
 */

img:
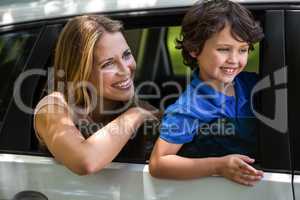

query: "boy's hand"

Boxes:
[217, 154, 264, 186]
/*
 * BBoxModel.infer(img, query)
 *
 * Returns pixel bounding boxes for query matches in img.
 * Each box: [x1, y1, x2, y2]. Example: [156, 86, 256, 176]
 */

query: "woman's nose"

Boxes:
[117, 60, 131, 76]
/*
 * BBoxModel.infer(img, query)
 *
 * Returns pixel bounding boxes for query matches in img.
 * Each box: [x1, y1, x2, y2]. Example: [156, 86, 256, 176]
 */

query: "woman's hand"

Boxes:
[130, 98, 162, 120]
[217, 154, 264, 186]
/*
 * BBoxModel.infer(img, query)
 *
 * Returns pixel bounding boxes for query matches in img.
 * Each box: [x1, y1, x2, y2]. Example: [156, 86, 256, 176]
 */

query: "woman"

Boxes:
[34, 15, 157, 175]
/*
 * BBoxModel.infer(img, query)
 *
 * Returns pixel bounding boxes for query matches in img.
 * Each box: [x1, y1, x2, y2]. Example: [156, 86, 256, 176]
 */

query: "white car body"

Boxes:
[0, 154, 294, 200]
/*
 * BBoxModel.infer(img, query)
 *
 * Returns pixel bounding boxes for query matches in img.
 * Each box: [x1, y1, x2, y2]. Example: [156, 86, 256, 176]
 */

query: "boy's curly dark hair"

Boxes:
[176, 0, 264, 69]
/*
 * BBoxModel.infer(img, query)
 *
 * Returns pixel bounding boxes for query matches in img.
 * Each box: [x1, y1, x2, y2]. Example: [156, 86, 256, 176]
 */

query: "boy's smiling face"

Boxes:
[191, 23, 249, 87]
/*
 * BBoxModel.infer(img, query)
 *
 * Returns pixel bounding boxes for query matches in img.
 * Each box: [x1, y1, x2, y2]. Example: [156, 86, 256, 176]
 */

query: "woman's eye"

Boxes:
[123, 50, 132, 60]
[102, 61, 114, 68]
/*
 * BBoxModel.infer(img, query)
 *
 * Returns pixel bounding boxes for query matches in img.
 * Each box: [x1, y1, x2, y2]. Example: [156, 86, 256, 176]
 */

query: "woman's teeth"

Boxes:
[113, 79, 132, 89]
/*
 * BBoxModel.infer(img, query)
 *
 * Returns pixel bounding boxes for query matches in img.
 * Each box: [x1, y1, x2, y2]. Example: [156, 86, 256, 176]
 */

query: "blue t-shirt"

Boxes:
[160, 70, 258, 157]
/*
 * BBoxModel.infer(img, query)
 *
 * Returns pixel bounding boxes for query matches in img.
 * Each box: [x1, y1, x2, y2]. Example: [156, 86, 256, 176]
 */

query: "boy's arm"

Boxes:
[149, 138, 263, 186]
[149, 138, 220, 179]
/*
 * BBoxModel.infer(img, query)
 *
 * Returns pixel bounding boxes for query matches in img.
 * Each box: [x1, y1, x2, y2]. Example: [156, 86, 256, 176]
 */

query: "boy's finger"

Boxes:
[234, 176, 255, 187]
[237, 155, 255, 163]
[241, 168, 263, 177]
[240, 172, 262, 181]
[256, 170, 264, 176]
[239, 161, 257, 174]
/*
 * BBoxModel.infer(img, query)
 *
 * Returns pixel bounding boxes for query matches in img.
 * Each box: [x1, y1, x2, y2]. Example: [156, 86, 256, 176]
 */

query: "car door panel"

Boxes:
[0, 154, 294, 200]
[285, 10, 300, 200]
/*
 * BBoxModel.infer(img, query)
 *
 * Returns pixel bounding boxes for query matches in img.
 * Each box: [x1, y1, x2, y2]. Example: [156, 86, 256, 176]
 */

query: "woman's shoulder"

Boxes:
[34, 91, 68, 114]
[41, 91, 67, 105]
[33, 92, 69, 149]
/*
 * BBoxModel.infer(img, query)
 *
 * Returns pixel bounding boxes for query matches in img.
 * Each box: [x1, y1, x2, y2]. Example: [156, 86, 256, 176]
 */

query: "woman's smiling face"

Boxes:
[90, 31, 136, 102]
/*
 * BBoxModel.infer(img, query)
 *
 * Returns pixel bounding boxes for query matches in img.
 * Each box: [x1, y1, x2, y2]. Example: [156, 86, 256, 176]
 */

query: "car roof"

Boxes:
[1, 0, 300, 27]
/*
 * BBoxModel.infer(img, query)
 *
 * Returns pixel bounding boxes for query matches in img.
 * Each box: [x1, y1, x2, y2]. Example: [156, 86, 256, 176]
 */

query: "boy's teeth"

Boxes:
[221, 67, 235, 73]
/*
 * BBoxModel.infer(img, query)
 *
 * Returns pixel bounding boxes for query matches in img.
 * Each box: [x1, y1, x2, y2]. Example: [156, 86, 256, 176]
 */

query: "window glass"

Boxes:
[124, 29, 142, 61]
[123, 29, 145, 79]
[124, 28, 167, 80]
[246, 42, 260, 73]
[166, 26, 191, 76]
[166, 26, 260, 75]
[0, 29, 40, 125]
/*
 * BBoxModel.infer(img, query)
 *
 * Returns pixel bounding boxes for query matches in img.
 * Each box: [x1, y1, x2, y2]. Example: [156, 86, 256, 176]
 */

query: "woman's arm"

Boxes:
[149, 138, 263, 186]
[36, 105, 151, 175]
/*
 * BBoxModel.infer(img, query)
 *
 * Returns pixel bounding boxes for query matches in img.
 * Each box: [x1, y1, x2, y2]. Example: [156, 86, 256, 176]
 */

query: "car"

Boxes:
[0, 0, 299, 199]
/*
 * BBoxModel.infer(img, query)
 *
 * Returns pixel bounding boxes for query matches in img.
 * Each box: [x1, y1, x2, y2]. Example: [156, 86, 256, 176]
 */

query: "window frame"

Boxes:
[0, 4, 294, 174]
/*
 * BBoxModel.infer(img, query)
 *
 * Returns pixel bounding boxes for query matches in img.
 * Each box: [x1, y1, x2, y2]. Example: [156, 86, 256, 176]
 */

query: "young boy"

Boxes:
[149, 0, 264, 186]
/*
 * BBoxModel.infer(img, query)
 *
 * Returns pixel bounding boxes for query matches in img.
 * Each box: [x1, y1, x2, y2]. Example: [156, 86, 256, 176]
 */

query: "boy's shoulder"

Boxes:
[235, 71, 258, 91]
[164, 87, 192, 114]
[237, 71, 258, 81]
[164, 80, 216, 117]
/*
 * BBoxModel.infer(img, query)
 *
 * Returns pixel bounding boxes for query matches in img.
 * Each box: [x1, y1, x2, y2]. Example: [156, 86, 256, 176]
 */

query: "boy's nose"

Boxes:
[227, 52, 239, 64]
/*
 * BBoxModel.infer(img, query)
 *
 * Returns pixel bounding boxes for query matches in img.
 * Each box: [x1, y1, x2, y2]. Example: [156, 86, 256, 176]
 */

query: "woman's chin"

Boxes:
[110, 90, 135, 102]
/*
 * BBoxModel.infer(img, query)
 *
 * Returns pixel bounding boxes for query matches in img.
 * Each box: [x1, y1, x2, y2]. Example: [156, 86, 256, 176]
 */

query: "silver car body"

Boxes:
[1, 0, 300, 26]
[0, 154, 294, 200]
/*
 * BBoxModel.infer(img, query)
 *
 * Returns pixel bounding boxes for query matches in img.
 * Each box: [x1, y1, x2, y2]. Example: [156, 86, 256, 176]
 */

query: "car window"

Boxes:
[124, 28, 167, 81]
[0, 29, 40, 129]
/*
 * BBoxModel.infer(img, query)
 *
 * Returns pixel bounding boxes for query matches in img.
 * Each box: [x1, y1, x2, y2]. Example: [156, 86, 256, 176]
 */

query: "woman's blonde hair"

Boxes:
[54, 15, 123, 112]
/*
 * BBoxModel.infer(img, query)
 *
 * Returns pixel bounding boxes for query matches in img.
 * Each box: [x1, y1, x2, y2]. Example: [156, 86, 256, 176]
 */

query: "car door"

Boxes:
[285, 8, 300, 200]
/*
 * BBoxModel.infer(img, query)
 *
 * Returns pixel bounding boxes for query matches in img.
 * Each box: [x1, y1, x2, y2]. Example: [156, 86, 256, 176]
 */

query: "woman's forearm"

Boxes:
[78, 107, 148, 173]
[39, 105, 151, 175]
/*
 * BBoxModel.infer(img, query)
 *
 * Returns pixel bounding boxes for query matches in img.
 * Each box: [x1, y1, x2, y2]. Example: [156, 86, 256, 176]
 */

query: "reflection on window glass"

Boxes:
[124, 28, 147, 79]
[167, 26, 260, 75]
[167, 26, 191, 76]
[0, 29, 39, 123]
[245, 42, 259, 73]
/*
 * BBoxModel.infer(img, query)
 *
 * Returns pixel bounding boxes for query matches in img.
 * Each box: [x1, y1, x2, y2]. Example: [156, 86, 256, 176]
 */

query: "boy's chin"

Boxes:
[220, 77, 235, 85]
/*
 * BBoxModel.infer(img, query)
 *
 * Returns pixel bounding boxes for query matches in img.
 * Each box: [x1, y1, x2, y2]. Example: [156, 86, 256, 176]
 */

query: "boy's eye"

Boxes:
[217, 48, 230, 52]
[239, 48, 249, 53]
